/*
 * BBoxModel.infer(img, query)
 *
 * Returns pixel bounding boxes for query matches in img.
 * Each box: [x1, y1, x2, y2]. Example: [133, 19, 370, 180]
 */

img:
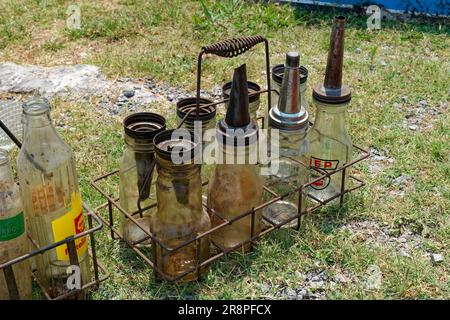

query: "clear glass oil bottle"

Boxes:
[152, 129, 210, 282]
[308, 16, 353, 204]
[0, 149, 32, 300]
[119, 113, 166, 246]
[264, 52, 310, 227]
[16, 98, 90, 299]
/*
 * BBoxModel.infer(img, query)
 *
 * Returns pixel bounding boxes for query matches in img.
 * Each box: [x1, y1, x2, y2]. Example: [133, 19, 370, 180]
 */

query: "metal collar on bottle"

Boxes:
[154, 129, 200, 163]
[123, 112, 166, 141]
[176, 97, 216, 127]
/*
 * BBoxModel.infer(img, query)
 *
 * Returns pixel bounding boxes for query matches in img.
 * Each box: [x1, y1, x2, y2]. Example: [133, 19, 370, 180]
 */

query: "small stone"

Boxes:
[310, 280, 324, 289]
[355, 48, 362, 54]
[123, 90, 135, 98]
[296, 288, 307, 296]
[334, 274, 349, 284]
[368, 163, 383, 174]
[393, 175, 411, 186]
[431, 254, 444, 264]
[212, 85, 222, 96]
[258, 283, 271, 293]
[418, 100, 428, 107]
[285, 288, 297, 300]
[311, 275, 320, 282]
[408, 124, 419, 131]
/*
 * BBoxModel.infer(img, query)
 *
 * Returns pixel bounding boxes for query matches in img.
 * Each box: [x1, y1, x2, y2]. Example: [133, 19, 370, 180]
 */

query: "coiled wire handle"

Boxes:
[196, 35, 271, 120]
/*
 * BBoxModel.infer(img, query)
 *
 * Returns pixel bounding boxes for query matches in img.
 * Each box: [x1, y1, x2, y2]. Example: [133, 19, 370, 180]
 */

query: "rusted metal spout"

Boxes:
[218, 64, 257, 146]
[324, 16, 345, 90]
[313, 16, 352, 104]
[225, 64, 251, 127]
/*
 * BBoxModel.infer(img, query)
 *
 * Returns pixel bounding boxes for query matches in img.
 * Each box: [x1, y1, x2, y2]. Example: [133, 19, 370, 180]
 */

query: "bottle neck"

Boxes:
[218, 142, 258, 165]
[0, 160, 14, 184]
[124, 134, 155, 153]
[312, 100, 349, 135]
[156, 157, 200, 178]
[23, 111, 52, 128]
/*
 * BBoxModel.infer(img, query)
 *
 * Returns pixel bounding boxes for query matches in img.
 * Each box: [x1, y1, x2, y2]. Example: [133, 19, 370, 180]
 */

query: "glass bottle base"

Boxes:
[262, 201, 299, 228]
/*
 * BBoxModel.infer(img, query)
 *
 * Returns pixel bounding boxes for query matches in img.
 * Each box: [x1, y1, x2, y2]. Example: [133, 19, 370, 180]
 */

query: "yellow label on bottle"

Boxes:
[51, 192, 88, 261]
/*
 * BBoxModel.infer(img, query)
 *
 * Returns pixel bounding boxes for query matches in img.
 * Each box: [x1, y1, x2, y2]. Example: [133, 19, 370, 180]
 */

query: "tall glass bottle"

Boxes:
[308, 16, 353, 204]
[0, 149, 32, 300]
[264, 52, 310, 227]
[152, 129, 210, 282]
[16, 98, 90, 299]
[208, 64, 263, 253]
[119, 113, 166, 246]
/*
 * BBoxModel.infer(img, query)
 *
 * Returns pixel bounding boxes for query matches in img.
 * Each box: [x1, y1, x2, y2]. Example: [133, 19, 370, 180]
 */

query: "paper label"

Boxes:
[0, 212, 25, 242]
[51, 193, 87, 261]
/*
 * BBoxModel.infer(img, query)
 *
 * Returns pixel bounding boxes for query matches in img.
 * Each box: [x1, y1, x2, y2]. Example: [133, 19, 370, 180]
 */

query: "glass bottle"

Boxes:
[208, 64, 263, 253]
[308, 16, 353, 204]
[152, 129, 210, 282]
[176, 97, 216, 186]
[0, 149, 32, 300]
[223, 81, 261, 122]
[264, 52, 310, 227]
[16, 98, 90, 299]
[119, 113, 166, 246]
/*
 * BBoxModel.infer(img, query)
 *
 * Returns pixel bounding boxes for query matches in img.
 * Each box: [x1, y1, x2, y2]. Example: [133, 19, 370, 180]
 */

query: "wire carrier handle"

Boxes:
[195, 35, 272, 119]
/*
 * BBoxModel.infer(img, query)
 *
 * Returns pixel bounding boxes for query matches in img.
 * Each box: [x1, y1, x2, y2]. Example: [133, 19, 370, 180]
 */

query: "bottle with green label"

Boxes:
[0, 148, 32, 300]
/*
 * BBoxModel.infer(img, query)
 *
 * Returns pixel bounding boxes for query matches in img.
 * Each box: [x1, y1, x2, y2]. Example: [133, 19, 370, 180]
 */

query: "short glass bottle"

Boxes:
[152, 129, 211, 282]
[119, 113, 166, 246]
[16, 98, 90, 299]
[0, 149, 32, 300]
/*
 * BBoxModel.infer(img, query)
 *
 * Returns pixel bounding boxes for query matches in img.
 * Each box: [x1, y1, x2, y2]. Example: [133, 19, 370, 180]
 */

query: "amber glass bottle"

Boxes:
[208, 64, 263, 253]
[16, 98, 90, 298]
[152, 129, 210, 282]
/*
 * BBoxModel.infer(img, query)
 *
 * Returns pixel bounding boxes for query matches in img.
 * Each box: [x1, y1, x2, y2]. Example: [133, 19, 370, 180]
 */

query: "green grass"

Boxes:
[1, 0, 449, 300]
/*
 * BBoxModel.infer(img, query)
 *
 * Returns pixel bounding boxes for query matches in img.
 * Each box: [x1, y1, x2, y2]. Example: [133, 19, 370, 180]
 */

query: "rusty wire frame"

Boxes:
[0, 203, 110, 300]
[90, 93, 369, 282]
[90, 35, 369, 282]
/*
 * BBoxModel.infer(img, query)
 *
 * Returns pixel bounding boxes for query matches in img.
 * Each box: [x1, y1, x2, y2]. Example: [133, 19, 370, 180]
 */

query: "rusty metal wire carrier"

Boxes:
[90, 36, 370, 282]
